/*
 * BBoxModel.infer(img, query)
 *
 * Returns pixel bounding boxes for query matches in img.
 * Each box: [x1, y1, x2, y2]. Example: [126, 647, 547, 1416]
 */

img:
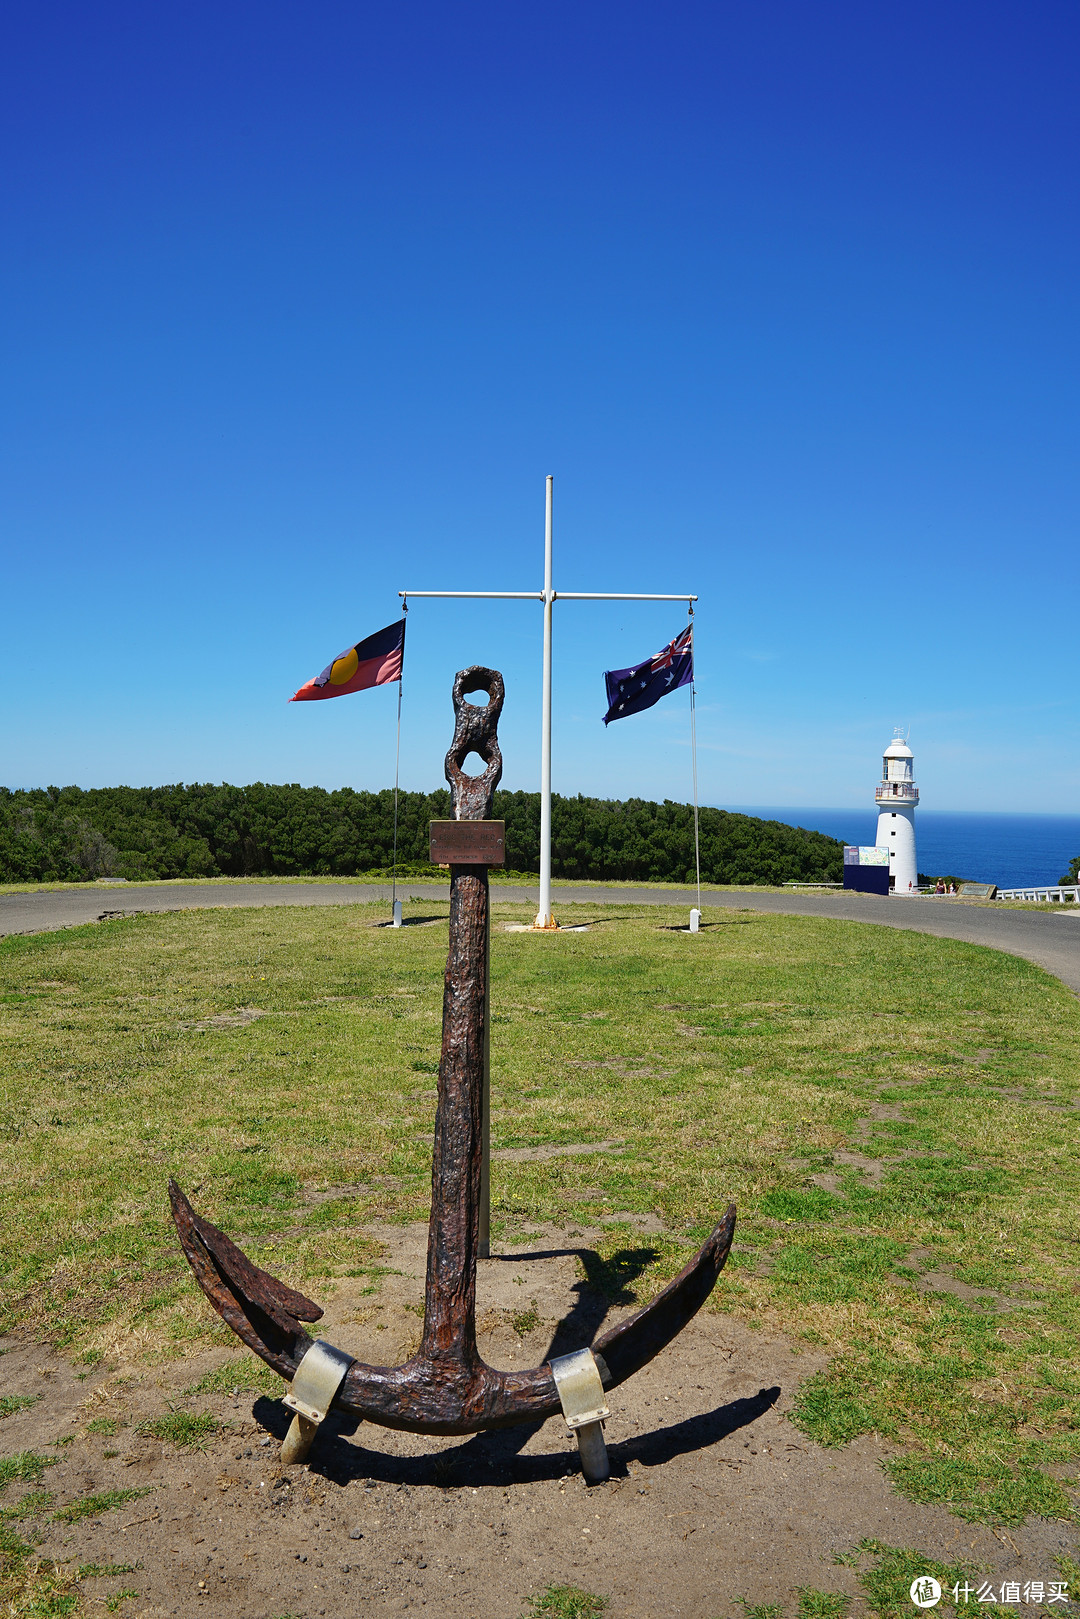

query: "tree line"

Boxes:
[0, 783, 844, 887]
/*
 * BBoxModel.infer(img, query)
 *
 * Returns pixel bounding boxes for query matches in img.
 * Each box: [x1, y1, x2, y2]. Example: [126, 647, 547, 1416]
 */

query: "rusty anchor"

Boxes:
[169, 665, 736, 1481]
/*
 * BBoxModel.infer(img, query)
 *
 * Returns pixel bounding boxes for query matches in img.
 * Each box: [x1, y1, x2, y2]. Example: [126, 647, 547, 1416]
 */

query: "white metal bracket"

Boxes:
[279, 1339, 354, 1463]
[549, 1347, 612, 1483]
[283, 1339, 354, 1423]
[550, 1348, 611, 1429]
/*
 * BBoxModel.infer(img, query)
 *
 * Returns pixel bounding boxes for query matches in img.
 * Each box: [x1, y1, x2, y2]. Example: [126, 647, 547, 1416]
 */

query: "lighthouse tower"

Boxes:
[875, 732, 919, 894]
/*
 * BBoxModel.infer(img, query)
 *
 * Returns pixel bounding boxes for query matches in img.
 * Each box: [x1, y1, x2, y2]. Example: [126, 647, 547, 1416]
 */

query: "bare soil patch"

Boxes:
[491, 1141, 625, 1164]
[2, 1222, 1074, 1619]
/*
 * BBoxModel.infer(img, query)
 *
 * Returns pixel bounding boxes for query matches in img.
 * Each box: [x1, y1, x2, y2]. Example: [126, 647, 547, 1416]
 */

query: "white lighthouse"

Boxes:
[875, 732, 919, 895]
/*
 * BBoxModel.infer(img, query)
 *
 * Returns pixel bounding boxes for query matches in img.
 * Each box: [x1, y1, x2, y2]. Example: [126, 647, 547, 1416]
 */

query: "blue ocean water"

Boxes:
[728, 807, 1080, 890]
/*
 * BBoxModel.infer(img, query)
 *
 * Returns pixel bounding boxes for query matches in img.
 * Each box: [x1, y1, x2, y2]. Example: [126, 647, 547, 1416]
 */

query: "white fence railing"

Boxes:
[875, 782, 919, 803]
[996, 884, 1080, 904]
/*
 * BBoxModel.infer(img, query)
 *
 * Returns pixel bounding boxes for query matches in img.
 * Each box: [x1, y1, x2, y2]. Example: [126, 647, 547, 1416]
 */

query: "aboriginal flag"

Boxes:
[602, 623, 693, 725]
[290, 618, 405, 702]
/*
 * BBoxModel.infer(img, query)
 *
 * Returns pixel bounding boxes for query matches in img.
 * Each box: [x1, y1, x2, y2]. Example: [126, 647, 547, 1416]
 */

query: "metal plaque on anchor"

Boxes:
[429, 819, 506, 866]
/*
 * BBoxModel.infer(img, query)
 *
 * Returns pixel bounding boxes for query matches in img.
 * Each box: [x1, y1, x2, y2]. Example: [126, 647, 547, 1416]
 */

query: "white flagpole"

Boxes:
[536, 476, 556, 928]
[390, 602, 406, 928]
[401, 478, 698, 931]
[690, 651, 701, 915]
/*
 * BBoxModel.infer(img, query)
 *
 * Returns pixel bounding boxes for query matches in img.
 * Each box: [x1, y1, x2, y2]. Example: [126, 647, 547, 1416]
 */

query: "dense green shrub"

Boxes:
[0, 784, 843, 887]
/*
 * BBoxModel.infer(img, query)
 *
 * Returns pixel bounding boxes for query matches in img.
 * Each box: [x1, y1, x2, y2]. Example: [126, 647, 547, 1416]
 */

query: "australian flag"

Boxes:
[602, 623, 694, 725]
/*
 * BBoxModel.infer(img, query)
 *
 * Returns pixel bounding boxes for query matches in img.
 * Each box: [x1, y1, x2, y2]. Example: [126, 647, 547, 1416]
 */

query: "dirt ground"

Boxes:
[3, 1221, 1076, 1619]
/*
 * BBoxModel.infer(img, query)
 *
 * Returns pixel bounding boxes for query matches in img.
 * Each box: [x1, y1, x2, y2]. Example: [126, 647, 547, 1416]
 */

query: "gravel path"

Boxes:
[3, 879, 1079, 993]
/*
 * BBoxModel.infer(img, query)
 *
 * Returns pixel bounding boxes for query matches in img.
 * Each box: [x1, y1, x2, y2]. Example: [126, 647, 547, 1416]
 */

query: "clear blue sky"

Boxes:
[3, 2, 1077, 812]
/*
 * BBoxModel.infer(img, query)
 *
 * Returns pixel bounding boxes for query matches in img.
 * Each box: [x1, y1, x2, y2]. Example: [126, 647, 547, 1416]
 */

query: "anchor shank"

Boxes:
[421, 860, 490, 1372]
[420, 662, 506, 1375]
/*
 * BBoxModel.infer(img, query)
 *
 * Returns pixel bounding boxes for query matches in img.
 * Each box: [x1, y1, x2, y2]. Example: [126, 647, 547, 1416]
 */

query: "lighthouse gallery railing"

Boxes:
[875, 782, 919, 802]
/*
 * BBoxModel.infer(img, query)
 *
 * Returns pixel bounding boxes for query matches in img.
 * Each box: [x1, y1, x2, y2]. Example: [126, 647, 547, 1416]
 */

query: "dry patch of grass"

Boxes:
[0, 1523, 82, 1618]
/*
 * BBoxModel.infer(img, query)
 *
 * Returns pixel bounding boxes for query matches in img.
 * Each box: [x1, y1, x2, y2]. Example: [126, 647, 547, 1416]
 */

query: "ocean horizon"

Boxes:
[725, 807, 1080, 891]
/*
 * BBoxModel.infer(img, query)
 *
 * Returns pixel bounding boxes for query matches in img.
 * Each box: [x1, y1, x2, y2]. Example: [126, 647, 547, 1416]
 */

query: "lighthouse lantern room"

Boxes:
[875, 731, 919, 894]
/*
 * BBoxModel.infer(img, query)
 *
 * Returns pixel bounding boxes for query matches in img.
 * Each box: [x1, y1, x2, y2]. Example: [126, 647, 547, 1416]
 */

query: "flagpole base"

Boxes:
[531, 913, 559, 931]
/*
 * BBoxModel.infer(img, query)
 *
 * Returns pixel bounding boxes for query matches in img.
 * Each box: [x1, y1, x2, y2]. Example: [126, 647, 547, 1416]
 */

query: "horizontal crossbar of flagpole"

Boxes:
[398, 591, 543, 599]
[398, 590, 697, 601]
[554, 592, 697, 601]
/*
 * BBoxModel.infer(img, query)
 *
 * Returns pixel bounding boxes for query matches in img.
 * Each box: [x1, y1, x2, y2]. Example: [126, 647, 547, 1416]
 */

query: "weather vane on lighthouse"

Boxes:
[876, 729, 919, 894]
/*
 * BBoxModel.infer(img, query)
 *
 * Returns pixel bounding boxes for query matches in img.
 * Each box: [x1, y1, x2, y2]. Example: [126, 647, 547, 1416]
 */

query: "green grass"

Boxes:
[511, 1301, 541, 1336]
[883, 1451, 1072, 1523]
[52, 1487, 152, 1525]
[0, 1453, 55, 1489]
[1054, 1554, 1080, 1598]
[182, 1357, 282, 1397]
[844, 1539, 990, 1619]
[524, 1585, 608, 1618]
[1, 900, 1078, 1528]
[0, 1397, 38, 1420]
[0, 1520, 32, 1574]
[730, 1540, 1000, 1619]
[2, 1520, 82, 1615]
[758, 1187, 839, 1222]
[83, 1418, 124, 1438]
[135, 1411, 217, 1449]
[1, 1491, 55, 1522]
[1, 1501, 144, 1614]
[796, 1592, 849, 1619]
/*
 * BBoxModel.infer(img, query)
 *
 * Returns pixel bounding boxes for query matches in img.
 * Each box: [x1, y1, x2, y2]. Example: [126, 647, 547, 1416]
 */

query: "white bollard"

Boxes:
[392, 900, 403, 929]
[689, 908, 701, 933]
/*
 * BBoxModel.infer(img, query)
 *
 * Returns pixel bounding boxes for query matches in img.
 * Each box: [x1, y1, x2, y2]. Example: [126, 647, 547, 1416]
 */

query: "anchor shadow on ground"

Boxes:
[252, 1384, 781, 1489]
[253, 1241, 772, 1490]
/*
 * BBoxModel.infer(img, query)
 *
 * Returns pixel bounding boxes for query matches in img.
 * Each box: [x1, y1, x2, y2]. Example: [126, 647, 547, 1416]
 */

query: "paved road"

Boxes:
[3, 879, 1079, 994]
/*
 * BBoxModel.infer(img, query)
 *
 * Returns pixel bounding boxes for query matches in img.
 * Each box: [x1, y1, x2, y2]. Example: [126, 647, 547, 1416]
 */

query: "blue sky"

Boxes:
[2, 2, 1077, 811]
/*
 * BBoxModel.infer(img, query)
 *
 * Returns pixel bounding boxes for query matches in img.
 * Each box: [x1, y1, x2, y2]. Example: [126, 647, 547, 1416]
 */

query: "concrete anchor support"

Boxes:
[280, 1413, 318, 1465]
[574, 1420, 610, 1484]
[278, 1339, 355, 1467]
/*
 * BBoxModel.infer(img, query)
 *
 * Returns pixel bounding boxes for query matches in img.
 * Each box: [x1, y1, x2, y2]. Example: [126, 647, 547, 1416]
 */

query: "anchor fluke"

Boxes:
[168, 1179, 321, 1379]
